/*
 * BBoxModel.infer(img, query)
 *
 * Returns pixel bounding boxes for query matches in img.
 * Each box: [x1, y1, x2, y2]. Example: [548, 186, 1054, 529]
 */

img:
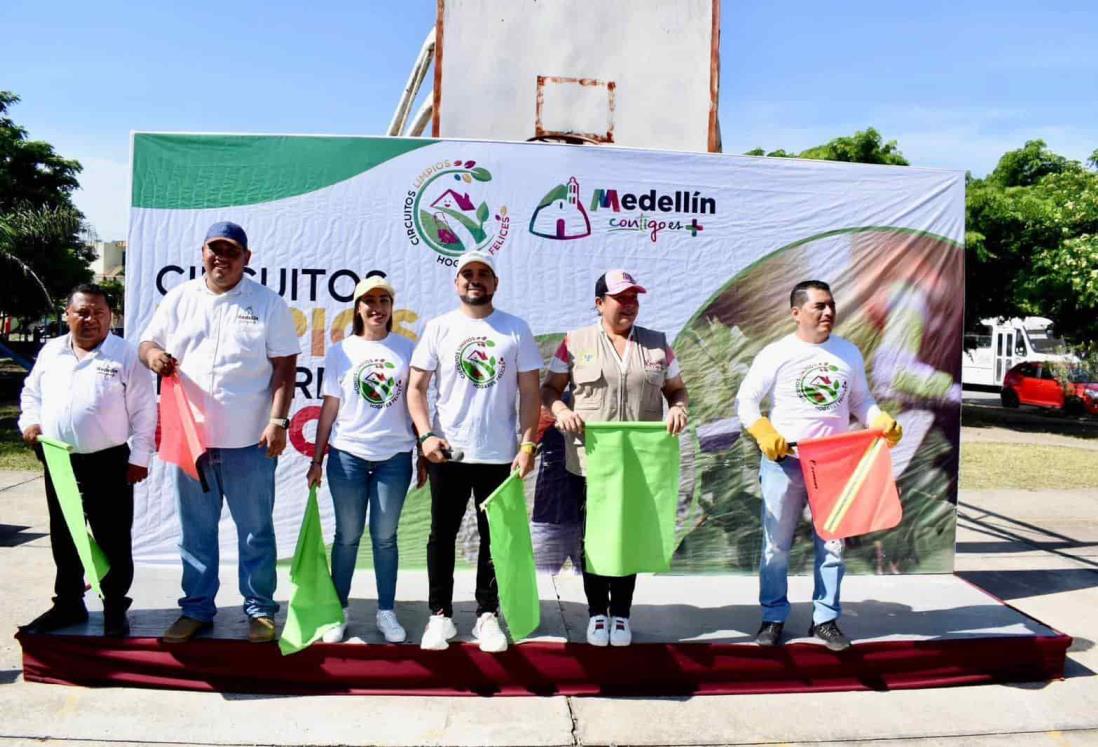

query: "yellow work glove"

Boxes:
[871, 411, 903, 447]
[746, 417, 790, 461]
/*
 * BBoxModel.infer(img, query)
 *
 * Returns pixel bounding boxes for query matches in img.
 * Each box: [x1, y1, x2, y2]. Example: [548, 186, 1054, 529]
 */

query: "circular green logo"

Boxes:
[353, 360, 401, 408]
[796, 363, 847, 411]
[410, 160, 510, 258]
[455, 337, 504, 389]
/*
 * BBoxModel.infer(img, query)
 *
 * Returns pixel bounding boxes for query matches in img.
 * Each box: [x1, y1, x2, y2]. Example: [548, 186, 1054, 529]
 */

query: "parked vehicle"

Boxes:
[962, 316, 1076, 388]
[1000, 361, 1098, 415]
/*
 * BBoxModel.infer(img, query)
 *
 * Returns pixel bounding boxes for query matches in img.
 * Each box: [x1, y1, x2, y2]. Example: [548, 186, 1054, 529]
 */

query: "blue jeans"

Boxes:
[326, 448, 412, 610]
[759, 457, 844, 625]
[175, 445, 278, 622]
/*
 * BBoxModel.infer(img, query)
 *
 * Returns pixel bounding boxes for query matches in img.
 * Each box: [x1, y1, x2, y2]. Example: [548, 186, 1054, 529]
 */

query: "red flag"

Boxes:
[159, 373, 208, 489]
[797, 429, 901, 541]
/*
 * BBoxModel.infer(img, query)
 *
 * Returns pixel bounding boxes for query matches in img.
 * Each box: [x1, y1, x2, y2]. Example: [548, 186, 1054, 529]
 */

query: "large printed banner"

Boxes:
[127, 134, 965, 574]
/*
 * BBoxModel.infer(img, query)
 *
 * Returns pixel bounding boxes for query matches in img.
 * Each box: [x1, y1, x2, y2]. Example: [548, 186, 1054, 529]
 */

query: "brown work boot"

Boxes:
[247, 616, 276, 643]
[162, 616, 212, 644]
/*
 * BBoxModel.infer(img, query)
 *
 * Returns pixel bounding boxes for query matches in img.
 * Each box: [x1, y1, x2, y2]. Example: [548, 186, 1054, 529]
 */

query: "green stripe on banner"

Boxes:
[583, 422, 680, 576]
[37, 436, 110, 595]
[132, 134, 435, 209]
[483, 473, 540, 641]
[279, 486, 344, 655]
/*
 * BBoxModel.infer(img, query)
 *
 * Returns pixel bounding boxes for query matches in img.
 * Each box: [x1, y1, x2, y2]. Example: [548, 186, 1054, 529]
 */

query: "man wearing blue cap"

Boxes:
[140, 221, 300, 644]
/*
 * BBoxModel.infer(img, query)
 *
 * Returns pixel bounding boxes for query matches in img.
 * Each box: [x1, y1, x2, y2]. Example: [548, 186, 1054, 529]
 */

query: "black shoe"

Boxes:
[20, 604, 89, 634]
[809, 620, 852, 651]
[755, 621, 784, 646]
[103, 609, 130, 638]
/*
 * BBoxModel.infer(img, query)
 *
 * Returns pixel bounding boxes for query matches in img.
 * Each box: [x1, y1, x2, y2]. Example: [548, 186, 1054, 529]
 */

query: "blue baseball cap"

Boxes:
[204, 221, 248, 251]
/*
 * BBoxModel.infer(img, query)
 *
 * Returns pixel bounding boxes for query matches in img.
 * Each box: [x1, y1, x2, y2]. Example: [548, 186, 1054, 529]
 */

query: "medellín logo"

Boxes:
[353, 359, 403, 409]
[529, 177, 591, 240]
[404, 159, 510, 265]
[796, 363, 848, 411]
[530, 177, 714, 243]
[455, 336, 505, 389]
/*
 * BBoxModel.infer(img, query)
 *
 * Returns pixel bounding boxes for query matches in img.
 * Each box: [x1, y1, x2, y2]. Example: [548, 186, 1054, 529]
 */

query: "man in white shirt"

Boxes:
[140, 221, 299, 644]
[736, 280, 902, 651]
[408, 251, 542, 653]
[19, 284, 156, 637]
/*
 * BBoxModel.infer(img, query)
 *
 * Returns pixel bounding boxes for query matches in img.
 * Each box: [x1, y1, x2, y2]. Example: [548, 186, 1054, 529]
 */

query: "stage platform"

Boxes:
[16, 570, 1070, 696]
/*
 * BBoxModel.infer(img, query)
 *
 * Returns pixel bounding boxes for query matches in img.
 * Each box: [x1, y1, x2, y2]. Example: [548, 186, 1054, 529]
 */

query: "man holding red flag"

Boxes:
[737, 280, 902, 651]
[140, 221, 299, 644]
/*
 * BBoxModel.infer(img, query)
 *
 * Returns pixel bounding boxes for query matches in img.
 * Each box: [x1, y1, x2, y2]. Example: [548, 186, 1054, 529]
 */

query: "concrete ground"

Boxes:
[1, 425, 1097, 746]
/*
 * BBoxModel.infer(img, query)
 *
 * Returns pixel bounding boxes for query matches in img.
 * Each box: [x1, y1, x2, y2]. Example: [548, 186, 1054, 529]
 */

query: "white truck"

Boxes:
[961, 316, 1075, 388]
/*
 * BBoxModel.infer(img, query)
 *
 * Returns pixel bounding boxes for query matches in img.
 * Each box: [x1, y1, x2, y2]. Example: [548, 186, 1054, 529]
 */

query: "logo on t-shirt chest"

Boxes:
[95, 362, 120, 380]
[353, 358, 403, 409]
[796, 362, 848, 411]
[455, 336, 505, 389]
[235, 305, 260, 324]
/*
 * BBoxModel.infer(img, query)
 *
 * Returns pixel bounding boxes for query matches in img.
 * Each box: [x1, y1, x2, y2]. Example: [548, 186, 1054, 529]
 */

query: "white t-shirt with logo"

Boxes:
[141, 277, 300, 448]
[410, 308, 543, 464]
[736, 333, 882, 443]
[322, 333, 416, 462]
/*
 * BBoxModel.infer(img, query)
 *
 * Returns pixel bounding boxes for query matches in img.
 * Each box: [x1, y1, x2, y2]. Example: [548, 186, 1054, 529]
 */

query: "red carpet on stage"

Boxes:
[16, 632, 1072, 697]
[15, 573, 1073, 696]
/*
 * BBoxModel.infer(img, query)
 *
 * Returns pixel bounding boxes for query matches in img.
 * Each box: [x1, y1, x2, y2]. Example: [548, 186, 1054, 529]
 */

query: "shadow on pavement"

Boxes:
[957, 569, 1098, 601]
[961, 403, 1098, 439]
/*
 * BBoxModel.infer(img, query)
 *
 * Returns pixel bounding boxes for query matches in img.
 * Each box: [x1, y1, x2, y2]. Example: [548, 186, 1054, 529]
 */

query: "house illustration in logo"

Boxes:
[431, 189, 477, 213]
[529, 177, 591, 240]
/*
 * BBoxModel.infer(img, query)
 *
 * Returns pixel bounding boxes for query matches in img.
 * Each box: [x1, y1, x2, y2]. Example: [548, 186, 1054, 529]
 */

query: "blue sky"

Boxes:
[3, 0, 1095, 240]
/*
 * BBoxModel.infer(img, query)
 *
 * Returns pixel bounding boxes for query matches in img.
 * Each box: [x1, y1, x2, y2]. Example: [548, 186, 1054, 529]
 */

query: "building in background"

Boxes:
[88, 240, 125, 281]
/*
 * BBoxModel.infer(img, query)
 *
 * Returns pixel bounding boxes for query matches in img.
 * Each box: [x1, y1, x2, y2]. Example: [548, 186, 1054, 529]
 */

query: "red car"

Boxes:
[1001, 362, 1098, 415]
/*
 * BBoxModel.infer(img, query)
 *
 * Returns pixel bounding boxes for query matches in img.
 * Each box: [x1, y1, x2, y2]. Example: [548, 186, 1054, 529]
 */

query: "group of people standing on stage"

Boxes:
[17, 219, 902, 655]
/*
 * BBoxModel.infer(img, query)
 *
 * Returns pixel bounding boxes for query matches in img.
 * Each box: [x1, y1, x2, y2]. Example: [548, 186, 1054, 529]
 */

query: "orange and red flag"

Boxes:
[797, 429, 901, 541]
[158, 373, 209, 490]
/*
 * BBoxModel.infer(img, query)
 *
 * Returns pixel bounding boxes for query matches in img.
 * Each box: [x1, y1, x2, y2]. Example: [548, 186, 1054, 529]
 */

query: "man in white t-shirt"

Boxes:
[140, 221, 299, 645]
[408, 251, 542, 653]
[736, 280, 902, 651]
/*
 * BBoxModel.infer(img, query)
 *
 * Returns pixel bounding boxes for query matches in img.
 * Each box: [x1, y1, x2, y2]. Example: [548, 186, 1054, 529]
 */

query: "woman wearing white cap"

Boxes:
[308, 271, 416, 643]
[540, 269, 689, 647]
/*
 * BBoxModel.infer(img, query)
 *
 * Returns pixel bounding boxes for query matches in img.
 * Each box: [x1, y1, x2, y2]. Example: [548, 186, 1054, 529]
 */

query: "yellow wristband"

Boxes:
[520, 442, 537, 455]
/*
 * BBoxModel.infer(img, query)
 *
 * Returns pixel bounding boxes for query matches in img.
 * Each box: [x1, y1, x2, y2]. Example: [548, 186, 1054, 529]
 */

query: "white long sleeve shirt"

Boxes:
[736, 333, 881, 444]
[19, 333, 158, 466]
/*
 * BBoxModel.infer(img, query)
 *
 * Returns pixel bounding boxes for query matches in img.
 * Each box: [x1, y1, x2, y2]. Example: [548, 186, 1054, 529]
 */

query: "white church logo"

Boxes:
[529, 177, 592, 241]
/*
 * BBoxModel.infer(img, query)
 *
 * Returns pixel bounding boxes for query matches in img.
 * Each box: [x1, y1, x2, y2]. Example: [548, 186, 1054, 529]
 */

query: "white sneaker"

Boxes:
[610, 616, 632, 647]
[472, 612, 509, 653]
[586, 615, 610, 647]
[420, 614, 457, 650]
[376, 609, 407, 643]
[321, 608, 349, 643]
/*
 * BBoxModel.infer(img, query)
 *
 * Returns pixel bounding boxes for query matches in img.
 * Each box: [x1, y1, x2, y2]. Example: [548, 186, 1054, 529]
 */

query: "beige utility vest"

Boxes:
[564, 323, 669, 476]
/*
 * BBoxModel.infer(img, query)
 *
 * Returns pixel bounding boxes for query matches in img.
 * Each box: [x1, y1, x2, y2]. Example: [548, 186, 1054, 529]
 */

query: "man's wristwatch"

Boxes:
[269, 417, 289, 429]
[520, 441, 537, 455]
[417, 431, 438, 445]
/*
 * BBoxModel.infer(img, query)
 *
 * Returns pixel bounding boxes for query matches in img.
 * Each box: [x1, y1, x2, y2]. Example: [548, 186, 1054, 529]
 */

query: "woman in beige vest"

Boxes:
[540, 270, 688, 647]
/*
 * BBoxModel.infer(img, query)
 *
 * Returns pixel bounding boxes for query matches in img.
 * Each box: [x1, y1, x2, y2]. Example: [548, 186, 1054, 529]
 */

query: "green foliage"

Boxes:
[988, 139, 1074, 187]
[967, 144, 1098, 342]
[745, 127, 909, 166]
[0, 91, 93, 317]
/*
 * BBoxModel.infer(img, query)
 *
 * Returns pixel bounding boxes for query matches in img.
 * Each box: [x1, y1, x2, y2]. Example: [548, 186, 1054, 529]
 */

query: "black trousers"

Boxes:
[40, 443, 134, 612]
[580, 484, 637, 618]
[426, 461, 510, 617]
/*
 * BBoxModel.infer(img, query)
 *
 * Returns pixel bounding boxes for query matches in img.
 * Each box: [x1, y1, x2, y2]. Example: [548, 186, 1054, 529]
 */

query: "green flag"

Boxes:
[279, 486, 344, 655]
[482, 472, 540, 641]
[38, 436, 110, 596]
[583, 422, 681, 576]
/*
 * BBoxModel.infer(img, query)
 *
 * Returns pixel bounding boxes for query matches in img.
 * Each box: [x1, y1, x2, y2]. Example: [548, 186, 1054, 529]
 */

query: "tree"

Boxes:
[0, 91, 93, 319]
[966, 143, 1098, 342]
[745, 127, 909, 165]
